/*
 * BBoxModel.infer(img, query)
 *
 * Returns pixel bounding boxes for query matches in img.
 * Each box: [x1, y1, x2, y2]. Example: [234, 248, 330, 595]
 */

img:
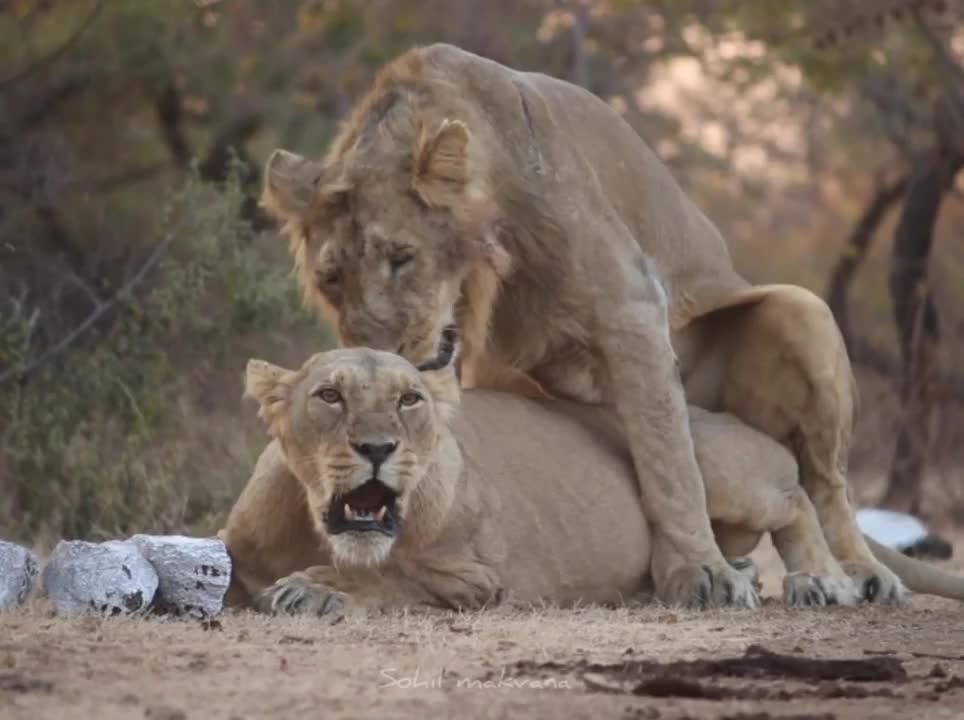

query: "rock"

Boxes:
[130, 535, 231, 618]
[42, 540, 157, 617]
[0, 541, 40, 610]
[857, 508, 953, 560]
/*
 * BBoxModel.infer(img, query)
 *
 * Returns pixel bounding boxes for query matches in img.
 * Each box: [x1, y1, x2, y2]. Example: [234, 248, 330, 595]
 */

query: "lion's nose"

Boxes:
[351, 441, 399, 471]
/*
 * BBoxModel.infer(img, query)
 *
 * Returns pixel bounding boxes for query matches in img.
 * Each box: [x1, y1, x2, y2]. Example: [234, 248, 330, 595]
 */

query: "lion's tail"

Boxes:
[866, 534, 964, 601]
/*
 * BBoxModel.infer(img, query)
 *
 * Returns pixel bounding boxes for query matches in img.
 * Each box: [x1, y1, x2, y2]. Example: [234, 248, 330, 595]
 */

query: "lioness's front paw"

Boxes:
[782, 573, 862, 609]
[727, 556, 762, 594]
[659, 562, 761, 609]
[256, 572, 350, 618]
[841, 561, 906, 604]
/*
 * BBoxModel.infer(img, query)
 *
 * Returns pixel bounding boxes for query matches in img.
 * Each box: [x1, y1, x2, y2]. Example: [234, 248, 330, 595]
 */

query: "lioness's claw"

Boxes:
[726, 556, 762, 594]
[256, 574, 349, 618]
[841, 561, 906, 605]
[660, 562, 760, 609]
[782, 573, 862, 609]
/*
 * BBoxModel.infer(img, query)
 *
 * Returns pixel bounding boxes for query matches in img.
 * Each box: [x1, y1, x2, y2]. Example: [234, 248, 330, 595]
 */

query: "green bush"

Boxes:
[0, 168, 325, 545]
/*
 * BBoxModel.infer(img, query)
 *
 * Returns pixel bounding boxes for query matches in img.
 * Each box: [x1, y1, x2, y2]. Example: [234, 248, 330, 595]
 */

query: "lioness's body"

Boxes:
[261, 44, 897, 607]
[225, 350, 854, 612]
[226, 392, 654, 607]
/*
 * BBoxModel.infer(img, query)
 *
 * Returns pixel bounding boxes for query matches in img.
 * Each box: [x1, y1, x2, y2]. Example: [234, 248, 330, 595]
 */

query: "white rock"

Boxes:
[0, 541, 40, 610]
[130, 534, 231, 618]
[42, 540, 157, 617]
[857, 508, 928, 551]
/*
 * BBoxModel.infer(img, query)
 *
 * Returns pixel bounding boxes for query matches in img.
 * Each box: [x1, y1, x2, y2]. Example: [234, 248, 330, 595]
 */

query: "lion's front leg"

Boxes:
[593, 261, 759, 610]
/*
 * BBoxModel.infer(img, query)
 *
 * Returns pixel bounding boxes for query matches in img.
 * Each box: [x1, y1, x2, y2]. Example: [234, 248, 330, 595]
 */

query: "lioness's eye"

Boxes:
[399, 391, 422, 408]
[389, 251, 415, 272]
[314, 387, 342, 405]
[320, 269, 340, 286]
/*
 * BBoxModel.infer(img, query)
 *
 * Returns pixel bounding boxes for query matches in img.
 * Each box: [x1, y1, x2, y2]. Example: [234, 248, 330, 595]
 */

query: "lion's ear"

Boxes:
[261, 149, 324, 219]
[412, 118, 470, 208]
[245, 358, 293, 437]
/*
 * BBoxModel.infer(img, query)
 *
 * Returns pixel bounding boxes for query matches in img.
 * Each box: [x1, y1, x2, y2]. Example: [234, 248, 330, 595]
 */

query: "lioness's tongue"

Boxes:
[347, 481, 386, 510]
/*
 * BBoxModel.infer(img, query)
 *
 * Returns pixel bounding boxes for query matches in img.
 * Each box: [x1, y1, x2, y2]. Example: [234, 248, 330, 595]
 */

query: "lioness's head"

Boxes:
[259, 66, 510, 370]
[245, 346, 459, 567]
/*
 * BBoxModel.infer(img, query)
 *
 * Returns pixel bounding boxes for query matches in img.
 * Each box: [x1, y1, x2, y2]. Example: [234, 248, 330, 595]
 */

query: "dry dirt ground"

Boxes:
[3, 537, 964, 720]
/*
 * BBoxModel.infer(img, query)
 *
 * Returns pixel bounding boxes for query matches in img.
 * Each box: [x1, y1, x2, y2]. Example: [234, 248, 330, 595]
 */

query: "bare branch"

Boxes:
[826, 174, 909, 349]
[911, 7, 964, 88]
[859, 74, 930, 161]
[0, 232, 174, 387]
[60, 267, 105, 307]
[155, 85, 192, 170]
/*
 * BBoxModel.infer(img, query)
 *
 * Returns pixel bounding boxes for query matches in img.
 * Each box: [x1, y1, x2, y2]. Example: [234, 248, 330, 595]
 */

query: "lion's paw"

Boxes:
[256, 573, 350, 619]
[782, 573, 862, 609]
[659, 562, 761, 610]
[726, 556, 762, 594]
[841, 561, 906, 605]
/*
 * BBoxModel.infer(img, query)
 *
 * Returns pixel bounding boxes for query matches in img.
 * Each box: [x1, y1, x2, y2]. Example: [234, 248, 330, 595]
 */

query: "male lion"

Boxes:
[259, 43, 898, 608]
[220, 348, 964, 615]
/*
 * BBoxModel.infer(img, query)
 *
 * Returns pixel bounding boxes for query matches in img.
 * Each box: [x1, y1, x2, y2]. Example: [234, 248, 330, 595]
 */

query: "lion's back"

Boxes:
[411, 43, 747, 325]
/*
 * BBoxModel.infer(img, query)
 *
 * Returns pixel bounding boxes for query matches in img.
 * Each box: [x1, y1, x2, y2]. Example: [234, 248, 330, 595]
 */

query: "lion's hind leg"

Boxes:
[691, 408, 862, 608]
[770, 491, 863, 608]
[715, 285, 904, 604]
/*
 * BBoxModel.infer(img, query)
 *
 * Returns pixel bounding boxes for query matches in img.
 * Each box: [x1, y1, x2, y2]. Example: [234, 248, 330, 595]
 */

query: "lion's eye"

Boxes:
[316, 268, 340, 287]
[399, 391, 422, 408]
[314, 387, 342, 405]
[389, 251, 415, 273]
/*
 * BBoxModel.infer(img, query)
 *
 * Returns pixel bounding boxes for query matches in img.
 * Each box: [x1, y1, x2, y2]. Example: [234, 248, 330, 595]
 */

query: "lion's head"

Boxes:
[245, 346, 460, 567]
[259, 53, 512, 370]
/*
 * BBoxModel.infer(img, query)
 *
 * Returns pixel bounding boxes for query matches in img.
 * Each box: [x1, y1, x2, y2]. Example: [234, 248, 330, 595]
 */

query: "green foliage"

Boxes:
[1, 0, 961, 542]
[0, 169, 320, 543]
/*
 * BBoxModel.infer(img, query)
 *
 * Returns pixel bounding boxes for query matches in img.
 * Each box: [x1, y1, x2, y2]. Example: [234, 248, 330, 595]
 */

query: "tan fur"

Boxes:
[222, 350, 964, 616]
[258, 44, 902, 606]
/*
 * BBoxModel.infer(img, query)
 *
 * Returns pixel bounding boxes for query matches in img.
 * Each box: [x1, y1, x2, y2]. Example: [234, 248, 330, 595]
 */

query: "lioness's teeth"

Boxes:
[375, 506, 387, 523]
[344, 503, 356, 521]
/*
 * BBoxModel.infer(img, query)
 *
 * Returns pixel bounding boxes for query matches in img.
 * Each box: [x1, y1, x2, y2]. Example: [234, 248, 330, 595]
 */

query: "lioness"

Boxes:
[220, 348, 964, 615]
[259, 44, 896, 608]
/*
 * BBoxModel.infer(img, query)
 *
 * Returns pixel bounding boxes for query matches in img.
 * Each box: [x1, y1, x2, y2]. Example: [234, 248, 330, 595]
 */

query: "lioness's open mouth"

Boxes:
[327, 479, 399, 537]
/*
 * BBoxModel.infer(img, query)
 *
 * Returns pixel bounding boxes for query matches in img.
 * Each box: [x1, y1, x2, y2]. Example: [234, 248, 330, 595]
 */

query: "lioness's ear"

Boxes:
[245, 358, 293, 437]
[412, 118, 470, 208]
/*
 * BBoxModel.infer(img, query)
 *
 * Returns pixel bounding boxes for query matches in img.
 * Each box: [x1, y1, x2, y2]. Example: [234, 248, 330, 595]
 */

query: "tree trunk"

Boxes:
[826, 175, 907, 351]
[882, 150, 961, 513]
[569, 3, 590, 89]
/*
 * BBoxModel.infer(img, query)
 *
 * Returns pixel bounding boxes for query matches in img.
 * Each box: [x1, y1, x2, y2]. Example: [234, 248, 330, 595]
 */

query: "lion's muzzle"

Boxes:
[416, 324, 459, 374]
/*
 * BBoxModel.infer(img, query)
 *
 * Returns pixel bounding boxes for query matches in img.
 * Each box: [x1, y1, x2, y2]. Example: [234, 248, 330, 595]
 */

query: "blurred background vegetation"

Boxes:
[1, 0, 962, 546]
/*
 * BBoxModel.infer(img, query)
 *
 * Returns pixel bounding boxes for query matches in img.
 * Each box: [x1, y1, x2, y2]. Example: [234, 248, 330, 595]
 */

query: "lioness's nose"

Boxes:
[351, 441, 398, 470]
